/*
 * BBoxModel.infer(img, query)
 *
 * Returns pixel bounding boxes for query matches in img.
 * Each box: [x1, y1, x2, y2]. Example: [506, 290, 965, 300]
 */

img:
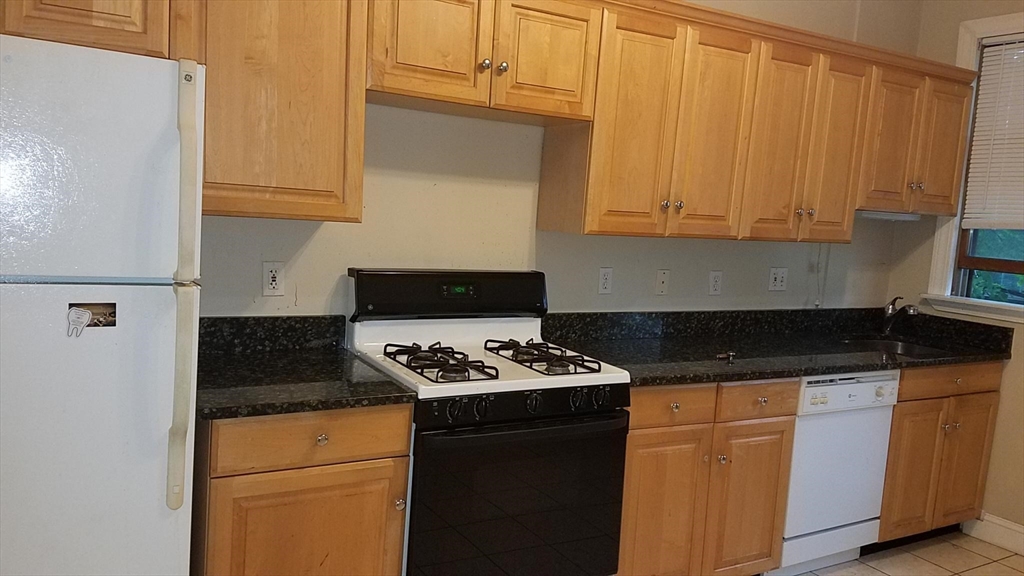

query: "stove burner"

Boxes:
[545, 359, 572, 375]
[484, 338, 601, 376]
[383, 342, 499, 383]
[437, 365, 470, 382]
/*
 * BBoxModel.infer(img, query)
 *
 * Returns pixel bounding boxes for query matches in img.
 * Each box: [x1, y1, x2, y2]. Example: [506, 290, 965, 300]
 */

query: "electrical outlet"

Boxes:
[656, 270, 669, 295]
[263, 261, 284, 297]
[599, 268, 613, 295]
[709, 271, 722, 295]
[769, 267, 788, 292]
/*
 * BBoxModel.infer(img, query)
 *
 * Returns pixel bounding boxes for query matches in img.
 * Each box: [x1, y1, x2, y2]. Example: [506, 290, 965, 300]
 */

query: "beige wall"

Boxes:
[900, 0, 1024, 528]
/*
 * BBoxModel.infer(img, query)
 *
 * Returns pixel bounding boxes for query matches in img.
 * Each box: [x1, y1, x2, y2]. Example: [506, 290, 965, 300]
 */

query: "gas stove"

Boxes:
[345, 269, 631, 400]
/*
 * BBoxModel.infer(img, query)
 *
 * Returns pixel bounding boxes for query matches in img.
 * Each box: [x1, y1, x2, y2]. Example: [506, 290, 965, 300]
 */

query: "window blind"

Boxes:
[962, 39, 1024, 230]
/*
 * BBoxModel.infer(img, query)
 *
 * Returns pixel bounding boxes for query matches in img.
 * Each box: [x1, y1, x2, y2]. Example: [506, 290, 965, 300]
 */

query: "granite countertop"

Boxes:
[196, 349, 415, 419]
[554, 333, 1011, 386]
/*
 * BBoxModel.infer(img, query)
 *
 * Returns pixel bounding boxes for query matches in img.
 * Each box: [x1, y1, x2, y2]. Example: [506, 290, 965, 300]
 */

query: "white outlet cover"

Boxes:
[709, 271, 722, 295]
[656, 270, 669, 295]
[769, 267, 788, 291]
[599, 267, 613, 295]
[263, 261, 284, 297]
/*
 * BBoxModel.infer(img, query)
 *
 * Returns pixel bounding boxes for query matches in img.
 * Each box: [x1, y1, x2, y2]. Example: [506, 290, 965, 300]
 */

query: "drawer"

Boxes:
[209, 404, 412, 477]
[899, 362, 1002, 401]
[629, 383, 717, 429]
[716, 379, 800, 422]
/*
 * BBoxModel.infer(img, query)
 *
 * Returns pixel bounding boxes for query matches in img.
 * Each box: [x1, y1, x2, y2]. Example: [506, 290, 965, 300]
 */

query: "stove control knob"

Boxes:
[593, 387, 610, 408]
[569, 388, 586, 411]
[526, 392, 543, 414]
[473, 397, 490, 420]
[446, 399, 464, 422]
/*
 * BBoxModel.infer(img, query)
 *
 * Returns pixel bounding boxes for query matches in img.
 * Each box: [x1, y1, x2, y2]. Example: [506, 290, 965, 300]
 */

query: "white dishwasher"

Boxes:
[770, 370, 900, 576]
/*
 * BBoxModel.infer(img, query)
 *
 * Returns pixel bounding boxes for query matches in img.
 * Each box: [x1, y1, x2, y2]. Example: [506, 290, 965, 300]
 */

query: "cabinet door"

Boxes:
[740, 42, 819, 241]
[584, 11, 685, 236]
[366, 0, 494, 107]
[668, 25, 759, 238]
[491, 0, 601, 119]
[702, 416, 795, 576]
[206, 457, 409, 576]
[1, 0, 169, 57]
[879, 398, 949, 541]
[202, 0, 365, 222]
[800, 55, 873, 242]
[911, 78, 972, 216]
[859, 67, 925, 212]
[619, 424, 713, 576]
[933, 392, 999, 528]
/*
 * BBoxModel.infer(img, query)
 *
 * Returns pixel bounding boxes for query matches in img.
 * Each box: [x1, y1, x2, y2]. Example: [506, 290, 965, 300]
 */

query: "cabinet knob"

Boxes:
[316, 433, 329, 447]
[908, 182, 918, 190]
[704, 455, 710, 463]
[759, 396, 769, 406]
[718, 455, 728, 464]
[670, 402, 680, 412]
[661, 200, 671, 210]
[795, 208, 804, 216]
[955, 422, 962, 430]
[395, 498, 407, 511]
[675, 201, 684, 210]
[498, 61, 509, 73]
[481, 58, 492, 70]
[955, 377, 962, 385]
[918, 182, 925, 191]
[807, 208, 816, 217]
[942, 423, 952, 432]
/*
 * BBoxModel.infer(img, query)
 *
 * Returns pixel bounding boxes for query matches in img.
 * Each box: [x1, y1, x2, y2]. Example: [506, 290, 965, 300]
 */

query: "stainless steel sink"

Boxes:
[840, 339, 949, 358]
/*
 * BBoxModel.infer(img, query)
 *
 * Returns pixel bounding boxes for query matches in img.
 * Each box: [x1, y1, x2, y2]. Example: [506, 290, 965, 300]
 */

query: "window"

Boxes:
[953, 38, 1024, 305]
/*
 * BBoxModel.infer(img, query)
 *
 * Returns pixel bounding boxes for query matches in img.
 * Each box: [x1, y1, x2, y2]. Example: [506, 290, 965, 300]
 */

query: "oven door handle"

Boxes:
[421, 411, 628, 448]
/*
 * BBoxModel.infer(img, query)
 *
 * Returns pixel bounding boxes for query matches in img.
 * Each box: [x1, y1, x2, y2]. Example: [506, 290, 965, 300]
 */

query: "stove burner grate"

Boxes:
[383, 341, 499, 383]
[484, 338, 601, 376]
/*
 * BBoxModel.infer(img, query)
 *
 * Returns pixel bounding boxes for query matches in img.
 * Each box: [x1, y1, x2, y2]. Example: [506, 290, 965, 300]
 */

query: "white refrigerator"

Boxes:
[0, 35, 204, 575]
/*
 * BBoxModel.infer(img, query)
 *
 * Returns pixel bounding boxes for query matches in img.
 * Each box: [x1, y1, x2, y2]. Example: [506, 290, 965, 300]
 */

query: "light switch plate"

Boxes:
[769, 267, 788, 291]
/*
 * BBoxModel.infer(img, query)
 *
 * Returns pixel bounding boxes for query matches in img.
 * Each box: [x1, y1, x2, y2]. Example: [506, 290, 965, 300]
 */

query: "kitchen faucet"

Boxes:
[882, 296, 919, 336]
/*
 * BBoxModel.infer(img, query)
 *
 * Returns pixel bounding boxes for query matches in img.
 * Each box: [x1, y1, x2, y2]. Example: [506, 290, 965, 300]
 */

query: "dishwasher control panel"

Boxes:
[799, 370, 899, 414]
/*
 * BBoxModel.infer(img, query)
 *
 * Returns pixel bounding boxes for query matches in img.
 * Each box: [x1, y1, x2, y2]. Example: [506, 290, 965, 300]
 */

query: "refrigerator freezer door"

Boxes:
[0, 283, 196, 575]
[0, 35, 202, 282]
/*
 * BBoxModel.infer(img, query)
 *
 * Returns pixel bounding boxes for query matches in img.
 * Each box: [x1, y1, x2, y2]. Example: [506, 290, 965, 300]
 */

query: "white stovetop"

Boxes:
[347, 317, 631, 399]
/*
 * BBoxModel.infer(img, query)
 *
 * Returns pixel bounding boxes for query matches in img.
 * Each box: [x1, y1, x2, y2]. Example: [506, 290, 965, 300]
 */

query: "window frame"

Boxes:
[922, 12, 1024, 323]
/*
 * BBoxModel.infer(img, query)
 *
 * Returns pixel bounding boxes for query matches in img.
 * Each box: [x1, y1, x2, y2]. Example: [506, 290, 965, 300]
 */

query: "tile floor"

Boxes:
[802, 532, 1023, 576]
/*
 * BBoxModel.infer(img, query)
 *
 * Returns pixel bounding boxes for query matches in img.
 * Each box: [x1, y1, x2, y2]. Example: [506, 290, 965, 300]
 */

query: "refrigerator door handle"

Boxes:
[174, 59, 201, 283]
[166, 284, 199, 510]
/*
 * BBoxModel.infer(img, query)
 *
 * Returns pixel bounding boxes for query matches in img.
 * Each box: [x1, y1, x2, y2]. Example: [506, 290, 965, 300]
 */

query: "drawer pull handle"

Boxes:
[718, 455, 728, 464]
[395, 498, 407, 511]
[955, 377, 962, 385]
[316, 434, 329, 447]
[758, 397, 769, 406]
[670, 402, 680, 412]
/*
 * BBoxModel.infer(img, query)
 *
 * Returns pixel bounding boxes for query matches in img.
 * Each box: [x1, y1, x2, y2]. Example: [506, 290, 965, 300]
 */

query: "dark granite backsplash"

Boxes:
[542, 308, 884, 342]
[199, 315, 346, 355]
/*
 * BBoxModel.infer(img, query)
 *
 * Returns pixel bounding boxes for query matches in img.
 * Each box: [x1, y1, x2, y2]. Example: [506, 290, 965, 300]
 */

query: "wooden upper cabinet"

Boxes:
[491, 0, 601, 119]
[740, 42, 819, 241]
[702, 416, 794, 576]
[205, 457, 409, 576]
[201, 0, 365, 221]
[800, 54, 873, 242]
[912, 78, 972, 216]
[0, 0, 169, 57]
[583, 10, 686, 236]
[879, 397, 949, 541]
[933, 392, 999, 528]
[366, 0, 494, 107]
[669, 25, 760, 238]
[859, 67, 925, 212]
[618, 423, 713, 576]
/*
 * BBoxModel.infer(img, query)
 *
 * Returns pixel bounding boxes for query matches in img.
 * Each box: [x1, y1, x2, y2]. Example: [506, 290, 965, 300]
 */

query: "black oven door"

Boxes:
[407, 411, 628, 576]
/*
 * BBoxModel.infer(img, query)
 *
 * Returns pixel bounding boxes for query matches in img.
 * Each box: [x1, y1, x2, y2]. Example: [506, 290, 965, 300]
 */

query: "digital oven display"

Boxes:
[441, 283, 477, 298]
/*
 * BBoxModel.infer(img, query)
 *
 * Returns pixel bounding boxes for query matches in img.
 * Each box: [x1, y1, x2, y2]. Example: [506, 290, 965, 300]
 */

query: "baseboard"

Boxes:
[963, 512, 1024, 555]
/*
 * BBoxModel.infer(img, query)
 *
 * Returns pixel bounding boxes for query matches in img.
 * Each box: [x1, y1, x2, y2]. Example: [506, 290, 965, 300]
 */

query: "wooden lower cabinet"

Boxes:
[618, 424, 713, 576]
[879, 392, 999, 541]
[702, 416, 795, 576]
[205, 457, 409, 576]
